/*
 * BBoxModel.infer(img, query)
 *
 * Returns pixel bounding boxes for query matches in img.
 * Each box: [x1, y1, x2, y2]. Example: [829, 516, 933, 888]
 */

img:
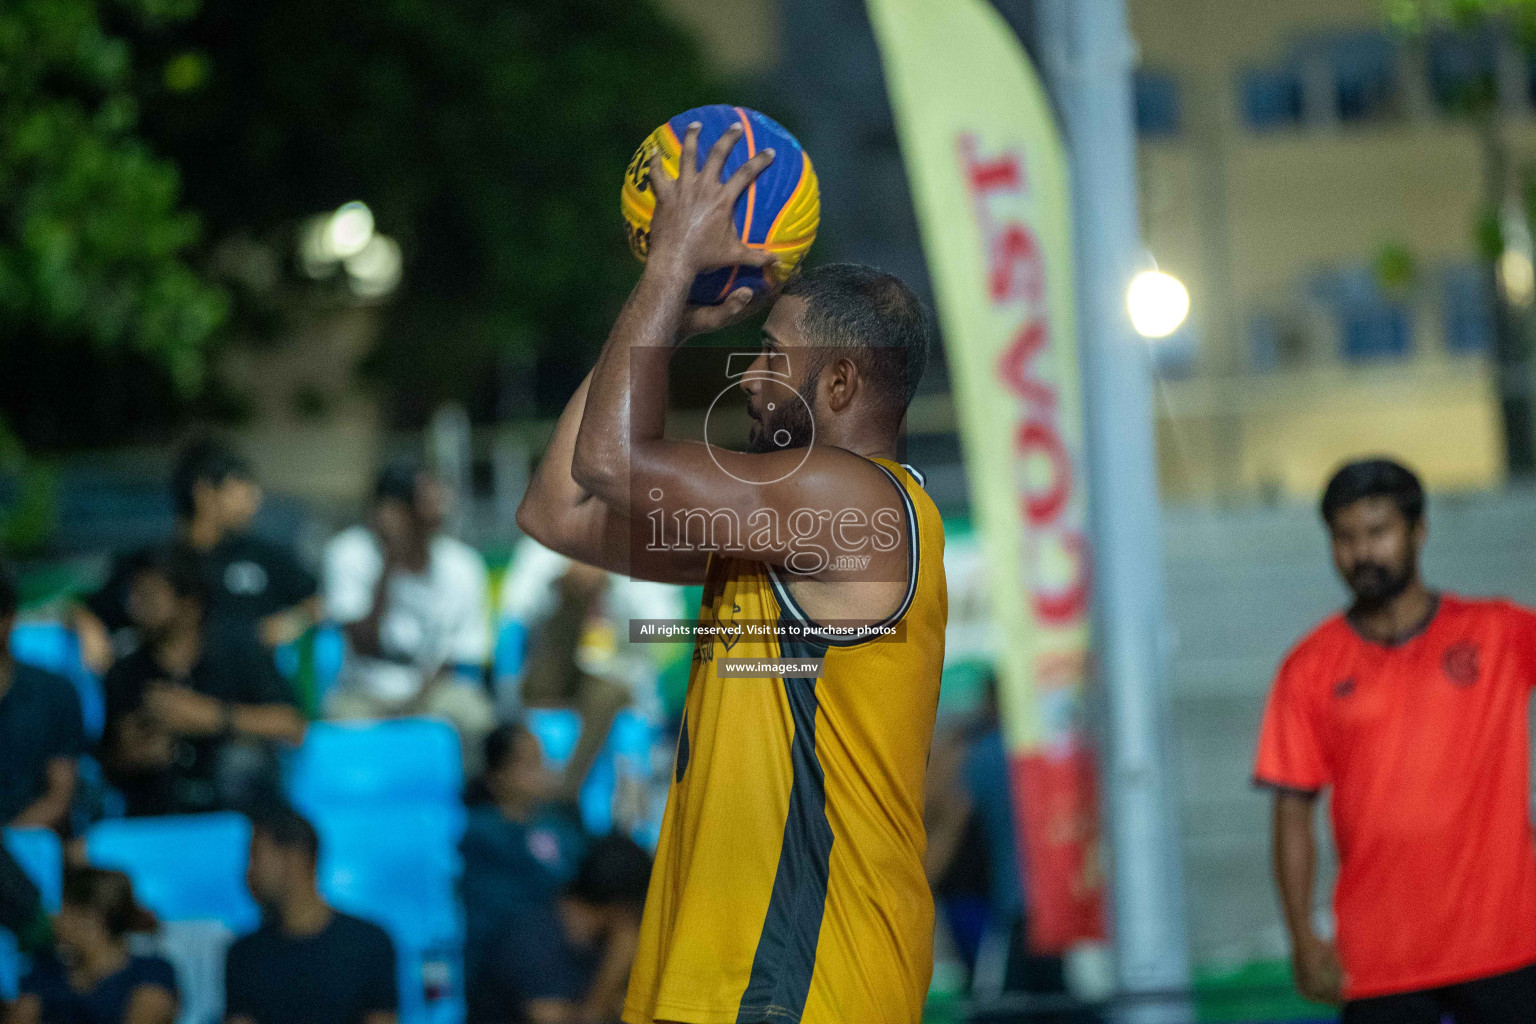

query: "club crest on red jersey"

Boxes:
[1442, 641, 1481, 687]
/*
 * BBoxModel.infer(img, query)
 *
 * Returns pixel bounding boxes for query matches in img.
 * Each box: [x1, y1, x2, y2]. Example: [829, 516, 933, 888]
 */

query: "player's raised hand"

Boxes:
[678, 285, 772, 339]
[647, 121, 778, 278]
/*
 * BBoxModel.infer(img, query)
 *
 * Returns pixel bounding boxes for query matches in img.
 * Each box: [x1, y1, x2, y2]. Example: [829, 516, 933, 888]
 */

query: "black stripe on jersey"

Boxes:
[736, 627, 834, 1024]
[766, 459, 920, 647]
[675, 709, 690, 782]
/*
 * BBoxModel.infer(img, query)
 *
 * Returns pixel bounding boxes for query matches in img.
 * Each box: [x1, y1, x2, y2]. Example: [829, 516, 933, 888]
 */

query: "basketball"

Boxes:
[620, 104, 820, 305]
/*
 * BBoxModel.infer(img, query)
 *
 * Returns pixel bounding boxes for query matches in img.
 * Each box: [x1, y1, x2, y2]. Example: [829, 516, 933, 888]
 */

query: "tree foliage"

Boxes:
[0, 0, 226, 400]
[131, 0, 721, 422]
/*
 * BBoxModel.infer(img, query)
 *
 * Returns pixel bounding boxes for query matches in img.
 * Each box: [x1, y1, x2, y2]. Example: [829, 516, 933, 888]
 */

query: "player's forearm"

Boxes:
[571, 259, 692, 509]
[1273, 793, 1320, 944]
[230, 704, 307, 745]
[9, 761, 75, 831]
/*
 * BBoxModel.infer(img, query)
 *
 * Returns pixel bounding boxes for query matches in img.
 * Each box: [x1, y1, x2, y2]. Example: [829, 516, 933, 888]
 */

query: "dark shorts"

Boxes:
[1341, 961, 1536, 1024]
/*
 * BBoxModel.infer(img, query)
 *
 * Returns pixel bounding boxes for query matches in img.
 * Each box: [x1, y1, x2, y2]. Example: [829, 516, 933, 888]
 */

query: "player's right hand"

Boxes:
[1292, 935, 1344, 1005]
[646, 121, 777, 279]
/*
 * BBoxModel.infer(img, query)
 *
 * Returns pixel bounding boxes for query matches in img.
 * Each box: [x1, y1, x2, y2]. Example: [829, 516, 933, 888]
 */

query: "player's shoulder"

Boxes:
[432, 535, 488, 580]
[1276, 615, 1353, 680]
[1440, 592, 1536, 630]
[325, 524, 377, 562]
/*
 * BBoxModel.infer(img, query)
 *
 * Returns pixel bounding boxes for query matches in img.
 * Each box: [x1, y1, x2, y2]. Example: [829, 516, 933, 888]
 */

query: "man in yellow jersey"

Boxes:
[517, 120, 947, 1024]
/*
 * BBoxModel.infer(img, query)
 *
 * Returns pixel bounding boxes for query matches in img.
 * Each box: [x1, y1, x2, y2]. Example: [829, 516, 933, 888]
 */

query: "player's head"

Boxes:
[1320, 458, 1426, 606]
[470, 722, 554, 809]
[56, 867, 157, 954]
[562, 834, 653, 938]
[373, 459, 449, 536]
[741, 264, 931, 454]
[173, 438, 261, 534]
[127, 544, 208, 639]
[247, 804, 321, 908]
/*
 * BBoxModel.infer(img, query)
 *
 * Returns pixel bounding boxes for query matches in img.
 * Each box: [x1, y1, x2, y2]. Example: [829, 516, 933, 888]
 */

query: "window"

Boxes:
[1135, 70, 1181, 138]
[1241, 31, 1401, 130]
[1442, 263, 1493, 354]
[1428, 29, 1498, 113]
[1309, 32, 1399, 122]
[1240, 68, 1304, 130]
[1309, 267, 1414, 362]
[1340, 303, 1412, 360]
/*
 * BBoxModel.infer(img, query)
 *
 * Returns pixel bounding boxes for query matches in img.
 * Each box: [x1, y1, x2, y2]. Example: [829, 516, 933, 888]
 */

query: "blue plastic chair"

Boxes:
[275, 624, 348, 716]
[577, 709, 660, 840]
[9, 621, 105, 740]
[493, 620, 529, 687]
[287, 719, 463, 812]
[523, 707, 583, 770]
[0, 828, 64, 999]
[85, 813, 260, 933]
[3, 828, 62, 910]
[312, 804, 467, 1024]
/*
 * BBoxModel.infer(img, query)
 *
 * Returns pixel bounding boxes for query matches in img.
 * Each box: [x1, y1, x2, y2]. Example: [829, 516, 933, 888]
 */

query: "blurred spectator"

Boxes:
[501, 537, 681, 720]
[323, 461, 494, 767]
[501, 538, 684, 797]
[924, 724, 990, 970]
[225, 806, 397, 1024]
[0, 844, 51, 956]
[461, 724, 589, 982]
[100, 547, 305, 817]
[467, 834, 651, 1024]
[959, 678, 1092, 1020]
[0, 560, 85, 833]
[75, 439, 319, 671]
[8, 866, 177, 1024]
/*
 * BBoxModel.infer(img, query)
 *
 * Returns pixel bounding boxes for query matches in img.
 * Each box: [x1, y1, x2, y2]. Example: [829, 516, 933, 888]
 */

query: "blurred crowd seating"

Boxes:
[0, 558, 689, 1024]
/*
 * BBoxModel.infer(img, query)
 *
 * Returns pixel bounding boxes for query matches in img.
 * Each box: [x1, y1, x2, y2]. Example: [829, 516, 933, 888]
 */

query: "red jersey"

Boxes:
[1254, 594, 1536, 1000]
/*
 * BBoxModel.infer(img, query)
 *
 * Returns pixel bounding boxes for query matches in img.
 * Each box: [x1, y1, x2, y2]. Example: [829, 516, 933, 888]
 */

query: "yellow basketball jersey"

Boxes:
[623, 458, 948, 1024]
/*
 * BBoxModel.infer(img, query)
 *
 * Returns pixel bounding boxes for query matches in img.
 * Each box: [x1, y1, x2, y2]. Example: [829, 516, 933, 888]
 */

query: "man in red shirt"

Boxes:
[1255, 458, 1536, 1023]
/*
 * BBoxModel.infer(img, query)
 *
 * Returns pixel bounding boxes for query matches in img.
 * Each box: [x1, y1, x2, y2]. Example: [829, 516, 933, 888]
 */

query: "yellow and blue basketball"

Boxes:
[621, 104, 820, 306]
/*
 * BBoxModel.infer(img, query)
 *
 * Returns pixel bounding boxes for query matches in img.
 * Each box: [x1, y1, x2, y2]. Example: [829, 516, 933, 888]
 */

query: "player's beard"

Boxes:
[746, 375, 817, 454]
[1346, 552, 1416, 608]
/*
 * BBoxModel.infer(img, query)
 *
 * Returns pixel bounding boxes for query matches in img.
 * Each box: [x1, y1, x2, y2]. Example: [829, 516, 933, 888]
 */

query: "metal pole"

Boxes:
[1031, 1, 1193, 1019]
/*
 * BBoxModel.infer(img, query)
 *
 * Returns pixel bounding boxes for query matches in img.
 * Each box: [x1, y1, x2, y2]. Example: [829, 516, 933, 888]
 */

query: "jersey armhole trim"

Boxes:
[1252, 775, 1322, 799]
[765, 460, 919, 648]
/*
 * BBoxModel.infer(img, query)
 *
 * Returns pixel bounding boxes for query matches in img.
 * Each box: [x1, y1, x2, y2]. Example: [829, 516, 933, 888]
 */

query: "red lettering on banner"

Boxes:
[1016, 420, 1071, 524]
[997, 323, 1055, 409]
[989, 225, 1045, 304]
[960, 134, 1091, 629]
[1032, 529, 1090, 625]
[965, 149, 1024, 194]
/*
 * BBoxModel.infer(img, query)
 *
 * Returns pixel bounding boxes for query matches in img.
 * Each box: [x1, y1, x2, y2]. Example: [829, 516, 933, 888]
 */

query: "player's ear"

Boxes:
[823, 355, 859, 414]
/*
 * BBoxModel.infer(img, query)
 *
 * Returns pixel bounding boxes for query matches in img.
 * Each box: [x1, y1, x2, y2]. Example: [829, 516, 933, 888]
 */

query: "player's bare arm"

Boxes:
[1273, 789, 1341, 1004]
[570, 121, 911, 622]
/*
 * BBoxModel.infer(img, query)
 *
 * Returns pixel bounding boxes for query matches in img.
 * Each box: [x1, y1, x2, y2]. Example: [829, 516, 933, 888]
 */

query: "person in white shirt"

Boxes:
[323, 462, 495, 769]
[498, 537, 683, 798]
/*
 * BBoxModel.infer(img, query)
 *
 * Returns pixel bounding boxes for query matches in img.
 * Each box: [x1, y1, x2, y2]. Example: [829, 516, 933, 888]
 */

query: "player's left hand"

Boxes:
[647, 120, 778, 279]
[679, 285, 773, 339]
[145, 685, 225, 737]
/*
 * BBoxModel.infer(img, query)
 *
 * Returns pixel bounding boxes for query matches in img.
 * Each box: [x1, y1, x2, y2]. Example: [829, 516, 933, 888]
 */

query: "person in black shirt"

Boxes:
[75, 439, 319, 672]
[225, 807, 397, 1024]
[0, 560, 84, 832]
[467, 835, 651, 1024]
[101, 547, 305, 817]
[14, 866, 178, 1024]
